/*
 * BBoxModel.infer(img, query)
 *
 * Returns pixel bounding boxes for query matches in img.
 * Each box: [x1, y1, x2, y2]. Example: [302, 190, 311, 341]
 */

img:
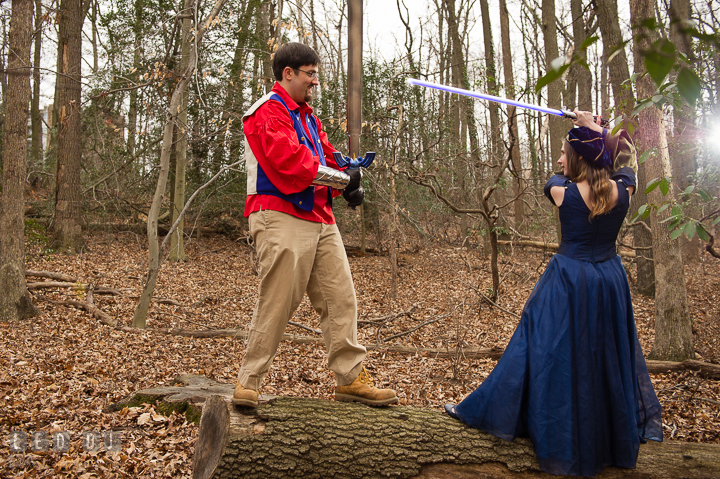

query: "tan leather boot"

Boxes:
[335, 366, 398, 406]
[232, 382, 258, 408]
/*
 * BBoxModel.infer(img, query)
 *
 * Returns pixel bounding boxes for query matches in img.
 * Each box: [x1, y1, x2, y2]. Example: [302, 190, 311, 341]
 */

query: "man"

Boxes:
[233, 42, 398, 408]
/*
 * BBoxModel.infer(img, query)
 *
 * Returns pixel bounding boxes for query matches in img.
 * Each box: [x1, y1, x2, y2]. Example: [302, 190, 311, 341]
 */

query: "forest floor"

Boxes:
[2, 231, 720, 478]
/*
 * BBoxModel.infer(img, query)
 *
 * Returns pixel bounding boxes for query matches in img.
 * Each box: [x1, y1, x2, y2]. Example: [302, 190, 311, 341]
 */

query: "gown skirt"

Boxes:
[454, 253, 663, 477]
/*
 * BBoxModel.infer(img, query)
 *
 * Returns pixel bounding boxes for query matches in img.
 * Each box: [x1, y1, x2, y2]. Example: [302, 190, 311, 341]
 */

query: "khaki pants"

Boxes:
[238, 210, 366, 389]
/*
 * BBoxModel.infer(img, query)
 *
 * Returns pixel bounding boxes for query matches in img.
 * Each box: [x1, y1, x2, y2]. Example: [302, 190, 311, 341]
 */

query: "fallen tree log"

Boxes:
[25, 270, 77, 282]
[109, 375, 720, 479]
[496, 240, 636, 259]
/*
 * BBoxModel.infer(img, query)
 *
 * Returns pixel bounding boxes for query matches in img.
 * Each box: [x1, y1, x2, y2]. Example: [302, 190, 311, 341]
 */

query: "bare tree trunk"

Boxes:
[500, 0, 524, 231]
[52, 0, 84, 254]
[542, 0, 563, 164]
[478, 0, 499, 162]
[30, 0, 42, 171]
[445, 0, 468, 236]
[594, 0, 634, 115]
[262, 1, 275, 93]
[90, 0, 98, 73]
[669, 0, 700, 262]
[630, 0, 693, 361]
[571, 0, 592, 110]
[132, 0, 229, 329]
[0, 0, 39, 322]
[170, 0, 193, 263]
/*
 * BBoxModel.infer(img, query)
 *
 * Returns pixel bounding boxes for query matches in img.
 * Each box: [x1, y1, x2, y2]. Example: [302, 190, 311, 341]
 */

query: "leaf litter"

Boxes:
[1, 232, 719, 477]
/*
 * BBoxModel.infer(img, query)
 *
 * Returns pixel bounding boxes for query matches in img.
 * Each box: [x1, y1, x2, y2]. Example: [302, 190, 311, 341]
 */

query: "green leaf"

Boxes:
[684, 221, 697, 240]
[697, 224, 710, 242]
[638, 148, 654, 165]
[676, 67, 702, 106]
[626, 121, 636, 136]
[657, 204, 669, 214]
[683, 185, 695, 195]
[645, 178, 661, 195]
[643, 39, 677, 86]
[535, 63, 570, 92]
[671, 205, 683, 216]
[713, 216, 720, 226]
[670, 226, 686, 240]
[698, 187, 712, 203]
[637, 204, 648, 217]
[580, 35, 599, 50]
[642, 207, 652, 220]
[631, 99, 654, 117]
[659, 178, 670, 196]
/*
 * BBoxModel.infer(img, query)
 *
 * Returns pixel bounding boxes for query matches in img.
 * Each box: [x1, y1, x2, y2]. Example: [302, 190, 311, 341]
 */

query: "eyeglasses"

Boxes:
[295, 68, 319, 79]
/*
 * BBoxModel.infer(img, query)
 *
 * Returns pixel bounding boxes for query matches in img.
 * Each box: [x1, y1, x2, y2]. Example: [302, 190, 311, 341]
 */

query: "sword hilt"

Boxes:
[332, 151, 376, 169]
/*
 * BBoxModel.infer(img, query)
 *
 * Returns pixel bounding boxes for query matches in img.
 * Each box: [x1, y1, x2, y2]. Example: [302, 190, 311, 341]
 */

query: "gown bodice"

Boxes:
[545, 170, 634, 263]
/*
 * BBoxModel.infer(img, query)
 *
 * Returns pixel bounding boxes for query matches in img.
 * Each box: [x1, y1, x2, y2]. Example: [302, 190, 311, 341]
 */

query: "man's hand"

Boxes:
[342, 169, 364, 207]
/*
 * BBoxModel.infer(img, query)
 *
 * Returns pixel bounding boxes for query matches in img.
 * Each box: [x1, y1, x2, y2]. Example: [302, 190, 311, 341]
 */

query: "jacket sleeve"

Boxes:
[611, 166, 637, 189]
[544, 174, 571, 206]
[604, 129, 638, 175]
[245, 101, 320, 195]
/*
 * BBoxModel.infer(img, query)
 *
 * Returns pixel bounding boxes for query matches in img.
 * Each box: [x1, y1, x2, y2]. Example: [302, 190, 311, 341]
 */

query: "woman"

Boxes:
[445, 112, 663, 477]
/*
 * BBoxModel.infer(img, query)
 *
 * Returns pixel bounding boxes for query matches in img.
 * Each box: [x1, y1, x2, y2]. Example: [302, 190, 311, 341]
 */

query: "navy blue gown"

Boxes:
[454, 171, 663, 477]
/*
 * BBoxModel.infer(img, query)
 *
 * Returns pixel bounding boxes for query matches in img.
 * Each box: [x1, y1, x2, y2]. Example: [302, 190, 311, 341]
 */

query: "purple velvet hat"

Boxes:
[566, 127, 613, 169]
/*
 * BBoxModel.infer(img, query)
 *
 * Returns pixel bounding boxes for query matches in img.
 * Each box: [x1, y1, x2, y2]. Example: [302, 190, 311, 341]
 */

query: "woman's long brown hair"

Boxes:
[564, 139, 614, 219]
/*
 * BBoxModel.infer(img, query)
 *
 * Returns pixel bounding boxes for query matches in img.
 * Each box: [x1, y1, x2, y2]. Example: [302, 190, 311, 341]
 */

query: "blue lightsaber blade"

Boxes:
[406, 78, 577, 119]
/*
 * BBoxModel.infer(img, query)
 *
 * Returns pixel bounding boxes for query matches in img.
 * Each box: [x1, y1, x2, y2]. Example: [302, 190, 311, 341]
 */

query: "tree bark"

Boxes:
[30, 0, 42, 170]
[478, 0, 499, 162]
[0, 0, 39, 322]
[499, 0, 524, 231]
[668, 0, 700, 262]
[571, 0, 592, 110]
[170, 0, 193, 263]
[594, 0, 634, 115]
[110, 376, 720, 479]
[52, 0, 84, 253]
[630, 0, 693, 361]
[541, 0, 564, 165]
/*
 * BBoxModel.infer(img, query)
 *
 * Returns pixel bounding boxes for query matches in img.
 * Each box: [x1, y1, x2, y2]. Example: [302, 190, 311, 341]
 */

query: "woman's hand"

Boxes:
[572, 109, 604, 133]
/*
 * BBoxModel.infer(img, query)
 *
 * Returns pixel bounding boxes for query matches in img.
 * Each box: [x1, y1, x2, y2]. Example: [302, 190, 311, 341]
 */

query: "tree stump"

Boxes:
[111, 375, 720, 479]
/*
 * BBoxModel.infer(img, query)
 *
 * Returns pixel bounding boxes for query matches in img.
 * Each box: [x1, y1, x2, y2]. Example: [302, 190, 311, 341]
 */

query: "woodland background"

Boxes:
[0, 0, 719, 477]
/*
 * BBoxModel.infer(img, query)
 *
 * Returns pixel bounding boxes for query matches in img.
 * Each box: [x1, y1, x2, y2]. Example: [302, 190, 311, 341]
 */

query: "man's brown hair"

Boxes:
[272, 43, 320, 81]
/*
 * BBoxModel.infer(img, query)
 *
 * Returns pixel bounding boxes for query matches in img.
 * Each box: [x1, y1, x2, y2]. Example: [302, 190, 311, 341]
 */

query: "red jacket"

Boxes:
[243, 83, 342, 224]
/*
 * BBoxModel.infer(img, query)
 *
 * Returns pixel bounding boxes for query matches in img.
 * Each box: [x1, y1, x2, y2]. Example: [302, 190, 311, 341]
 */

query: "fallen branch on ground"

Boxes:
[496, 240, 637, 258]
[27, 281, 123, 295]
[381, 304, 462, 342]
[358, 304, 419, 326]
[25, 270, 77, 282]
